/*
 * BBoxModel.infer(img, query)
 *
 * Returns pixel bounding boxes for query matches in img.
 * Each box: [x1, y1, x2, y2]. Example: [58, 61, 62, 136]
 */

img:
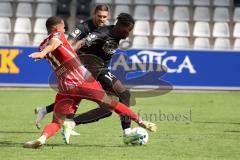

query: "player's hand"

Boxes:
[29, 52, 45, 60]
[73, 40, 86, 51]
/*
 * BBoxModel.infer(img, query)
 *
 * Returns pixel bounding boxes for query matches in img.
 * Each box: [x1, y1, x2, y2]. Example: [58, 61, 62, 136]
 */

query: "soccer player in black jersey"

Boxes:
[34, 6, 140, 144]
[65, 13, 136, 144]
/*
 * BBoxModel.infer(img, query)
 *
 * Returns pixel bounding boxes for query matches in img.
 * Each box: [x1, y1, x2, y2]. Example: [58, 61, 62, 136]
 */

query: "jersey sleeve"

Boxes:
[39, 32, 63, 51]
[68, 24, 88, 41]
[84, 30, 106, 47]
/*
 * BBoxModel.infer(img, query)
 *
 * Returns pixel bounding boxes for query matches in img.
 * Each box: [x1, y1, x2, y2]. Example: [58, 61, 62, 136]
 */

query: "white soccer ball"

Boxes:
[131, 127, 149, 145]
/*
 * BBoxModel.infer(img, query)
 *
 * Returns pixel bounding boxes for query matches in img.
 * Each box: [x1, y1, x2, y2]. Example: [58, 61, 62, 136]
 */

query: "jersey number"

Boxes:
[105, 72, 114, 81]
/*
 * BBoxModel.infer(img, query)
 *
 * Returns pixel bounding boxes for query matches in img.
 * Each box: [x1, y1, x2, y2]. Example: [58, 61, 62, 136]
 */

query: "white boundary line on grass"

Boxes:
[127, 85, 240, 91]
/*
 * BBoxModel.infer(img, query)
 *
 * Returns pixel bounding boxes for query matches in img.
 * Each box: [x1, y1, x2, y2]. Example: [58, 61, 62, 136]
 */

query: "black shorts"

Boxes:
[96, 69, 118, 93]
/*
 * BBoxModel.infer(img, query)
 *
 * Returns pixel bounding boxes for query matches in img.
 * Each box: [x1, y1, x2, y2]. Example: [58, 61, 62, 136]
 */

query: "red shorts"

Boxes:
[54, 77, 106, 115]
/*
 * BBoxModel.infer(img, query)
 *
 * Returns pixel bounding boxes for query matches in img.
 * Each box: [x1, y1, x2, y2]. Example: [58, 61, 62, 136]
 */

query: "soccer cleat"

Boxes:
[70, 130, 80, 136]
[139, 121, 157, 132]
[23, 140, 43, 149]
[34, 107, 47, 129]
[61, 119, 77, 144]
[61, 128, 80, 136]
[123, 132, 142, 145]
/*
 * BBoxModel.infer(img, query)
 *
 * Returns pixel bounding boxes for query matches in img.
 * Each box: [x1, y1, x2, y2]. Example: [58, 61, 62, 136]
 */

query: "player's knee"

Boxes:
[52, 113, 65, 125]
[101, 94, 112, 106]
[119, 90, 131, 106]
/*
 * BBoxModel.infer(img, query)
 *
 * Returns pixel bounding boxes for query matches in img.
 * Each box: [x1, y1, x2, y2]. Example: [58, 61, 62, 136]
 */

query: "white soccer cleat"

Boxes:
[70, 130, 80, 136]
[139, 121, 157, 132]
[61, 119, 77, 144]
[23, 140, 43, 149]
[34, 107, 47, 129]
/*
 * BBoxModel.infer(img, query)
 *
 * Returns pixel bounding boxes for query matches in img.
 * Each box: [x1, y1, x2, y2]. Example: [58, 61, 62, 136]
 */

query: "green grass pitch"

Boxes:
[0, 89, 239, 160]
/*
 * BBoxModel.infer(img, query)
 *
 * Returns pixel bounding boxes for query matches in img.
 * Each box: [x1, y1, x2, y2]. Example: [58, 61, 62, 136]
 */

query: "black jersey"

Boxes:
[79, 25, 121, 67]
[68, 19, 97, 41]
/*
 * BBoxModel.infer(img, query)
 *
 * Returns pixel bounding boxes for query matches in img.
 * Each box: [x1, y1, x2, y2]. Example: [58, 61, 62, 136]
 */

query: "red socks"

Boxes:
[114, 102, 139, 122]
[41, 122, 61, 139]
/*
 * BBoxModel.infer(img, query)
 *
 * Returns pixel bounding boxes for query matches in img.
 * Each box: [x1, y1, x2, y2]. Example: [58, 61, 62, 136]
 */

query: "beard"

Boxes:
[97, 21, 105, 26]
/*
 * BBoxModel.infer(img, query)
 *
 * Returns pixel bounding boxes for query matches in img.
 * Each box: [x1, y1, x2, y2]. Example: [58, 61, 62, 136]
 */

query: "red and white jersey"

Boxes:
[39, 32, 87, 91]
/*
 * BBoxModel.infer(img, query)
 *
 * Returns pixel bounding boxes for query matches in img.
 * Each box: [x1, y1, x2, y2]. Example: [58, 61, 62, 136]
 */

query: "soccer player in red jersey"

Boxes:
[23, 16, 156, 149]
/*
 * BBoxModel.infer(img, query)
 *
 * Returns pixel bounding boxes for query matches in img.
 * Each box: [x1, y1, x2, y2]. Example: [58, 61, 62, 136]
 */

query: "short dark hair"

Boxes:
[93, 4, 109, 14]
[46, 16, 63, 33]
[116, 13, 135, 27]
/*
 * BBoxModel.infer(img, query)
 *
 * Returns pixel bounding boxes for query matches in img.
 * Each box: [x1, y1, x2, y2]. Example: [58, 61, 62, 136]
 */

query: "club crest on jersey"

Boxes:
[102, 40, 118, 55]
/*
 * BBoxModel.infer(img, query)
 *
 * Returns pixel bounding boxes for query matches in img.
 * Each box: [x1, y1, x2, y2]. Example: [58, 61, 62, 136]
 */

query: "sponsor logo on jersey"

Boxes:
[71, 28, 82, 38]
[85, 34, 97, 46]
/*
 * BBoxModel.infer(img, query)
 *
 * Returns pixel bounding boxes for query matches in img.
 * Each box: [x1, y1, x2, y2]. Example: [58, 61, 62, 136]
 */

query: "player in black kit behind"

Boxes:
[67, 12, 137, 144]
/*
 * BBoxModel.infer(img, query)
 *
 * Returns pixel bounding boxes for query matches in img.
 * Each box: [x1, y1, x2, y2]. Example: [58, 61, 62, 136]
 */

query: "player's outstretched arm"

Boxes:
[29, 38, 61, 60]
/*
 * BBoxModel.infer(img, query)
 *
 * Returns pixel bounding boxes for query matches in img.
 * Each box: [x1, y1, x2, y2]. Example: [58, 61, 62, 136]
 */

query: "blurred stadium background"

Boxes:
[0, 0, 240, 49]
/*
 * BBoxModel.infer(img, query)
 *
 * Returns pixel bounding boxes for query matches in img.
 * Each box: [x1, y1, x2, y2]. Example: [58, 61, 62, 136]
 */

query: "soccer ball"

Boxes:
[131, 127, 149, 145]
